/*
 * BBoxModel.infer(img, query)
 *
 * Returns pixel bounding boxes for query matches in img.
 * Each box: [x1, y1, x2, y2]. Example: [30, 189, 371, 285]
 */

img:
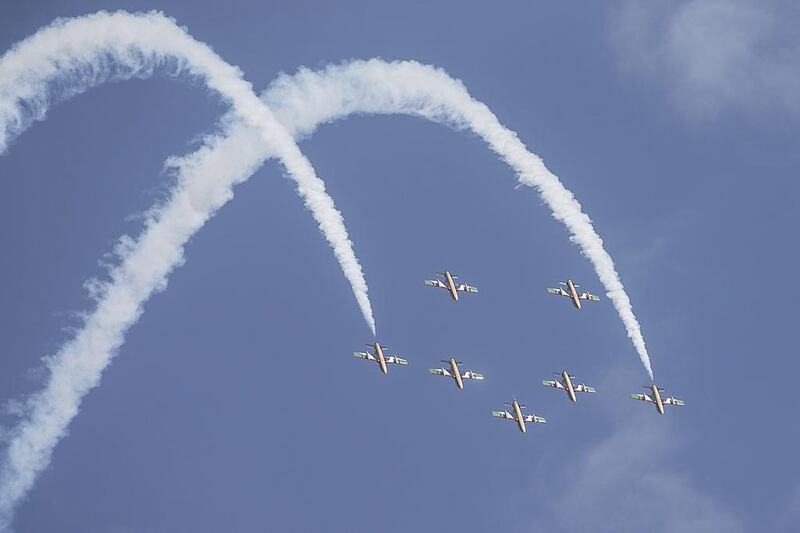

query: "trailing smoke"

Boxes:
[0, 11, 374, 529]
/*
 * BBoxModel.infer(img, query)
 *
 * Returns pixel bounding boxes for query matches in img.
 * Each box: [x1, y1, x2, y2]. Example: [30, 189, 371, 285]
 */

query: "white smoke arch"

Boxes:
[0, 10, 374, 333]
[0, 11, 375, 529]
[169, 60, 655, 380]
[261, 59, 653, 379]
[0, 15, 655, 531]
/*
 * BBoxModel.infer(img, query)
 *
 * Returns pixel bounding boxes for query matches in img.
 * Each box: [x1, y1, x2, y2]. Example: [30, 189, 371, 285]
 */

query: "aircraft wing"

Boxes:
[424, 279, 447, 289]
[353, 351, 376, 361]
[462, 371, 484, 380]
[547, 287, 569, 297]
[428, 367, 452, 377]
[630, 393, 654, 403]
[663, 397, 685, 407]
[523, 414, 547, 424]
[386, 356, 408, 365]
[492, 410, 514, 420]
[575, 384, 596, 393]
[542, 379, 565, 389]
[456, 284, 478, 293]
[579, 292, 601, 302]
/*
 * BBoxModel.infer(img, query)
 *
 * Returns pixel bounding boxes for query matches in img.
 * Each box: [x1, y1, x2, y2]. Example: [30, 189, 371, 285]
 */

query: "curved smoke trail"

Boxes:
[0, 15, 654, 530]
[0, 10, 374, 335]
[0, 11, 374, 528]
[146, 60, 657, 376]
[262, 60, 654, 378]
[169, 59, 654, 379]
[262, 60, 653, 378]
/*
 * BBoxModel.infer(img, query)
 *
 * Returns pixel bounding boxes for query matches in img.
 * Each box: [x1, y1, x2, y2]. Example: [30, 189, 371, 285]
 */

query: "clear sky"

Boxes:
[0, 1, 798, 532]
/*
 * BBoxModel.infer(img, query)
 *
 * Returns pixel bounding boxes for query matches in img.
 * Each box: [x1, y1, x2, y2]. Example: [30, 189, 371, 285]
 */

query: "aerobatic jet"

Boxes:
[492, 399, 546, 434]
[424, 271, 478, 301]
[353, 342, 408, 375]
[546, 279, 600, 310]
[428, 358, 484, 389]
[631, 385, 685, 415]
[542, 371, 596, 402]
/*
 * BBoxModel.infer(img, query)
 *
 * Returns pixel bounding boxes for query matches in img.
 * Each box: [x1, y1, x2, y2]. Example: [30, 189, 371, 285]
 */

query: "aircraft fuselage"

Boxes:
[512, 400, 527, 433]
[444, 271, 459, 301]
[567, 279, 582, 309]
[652, 384, 665, 415]
[449, 358, 464, 389]
[562, 371, 577, 402]
[374, 342, 388, 375]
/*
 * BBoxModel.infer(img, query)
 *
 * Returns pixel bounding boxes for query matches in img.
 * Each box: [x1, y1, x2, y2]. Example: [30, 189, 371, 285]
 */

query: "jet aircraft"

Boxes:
[492, 399, 546, 433]
[424, 271, 478, 301]
[428, 358, 484, 389]
[546, 279, 600, 310]
[631, 385, 685, 415]
[353, 342, 408, 375]
[542, 371, 596, 402]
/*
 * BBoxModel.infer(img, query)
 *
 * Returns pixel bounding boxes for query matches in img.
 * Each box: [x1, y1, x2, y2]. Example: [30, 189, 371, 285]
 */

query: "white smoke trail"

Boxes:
[0, 11, 374, 335]
[0, 18, 653, 528]
[164, 60, 656, 375]
[0, 12, 374, 528]
[261, 59, 654, 379]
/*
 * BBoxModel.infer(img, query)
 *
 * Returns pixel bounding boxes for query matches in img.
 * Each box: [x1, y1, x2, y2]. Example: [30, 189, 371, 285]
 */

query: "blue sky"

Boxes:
[0, 1, 798, 531]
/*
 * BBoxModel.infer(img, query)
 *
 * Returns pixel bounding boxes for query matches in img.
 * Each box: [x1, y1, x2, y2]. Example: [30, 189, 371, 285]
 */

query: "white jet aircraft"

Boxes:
[492, 399, 546, 434]
[631, 385, 685, 415]
[424, 271, 478, 301]
[353, 342, 408, 375]
[429, 358, 484, 389]
[546, 279, 600, 310]
[542, 371, 596, 402]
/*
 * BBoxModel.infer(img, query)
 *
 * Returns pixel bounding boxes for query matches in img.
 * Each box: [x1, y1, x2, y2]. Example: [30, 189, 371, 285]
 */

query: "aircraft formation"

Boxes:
[353, 270, 684, 434]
